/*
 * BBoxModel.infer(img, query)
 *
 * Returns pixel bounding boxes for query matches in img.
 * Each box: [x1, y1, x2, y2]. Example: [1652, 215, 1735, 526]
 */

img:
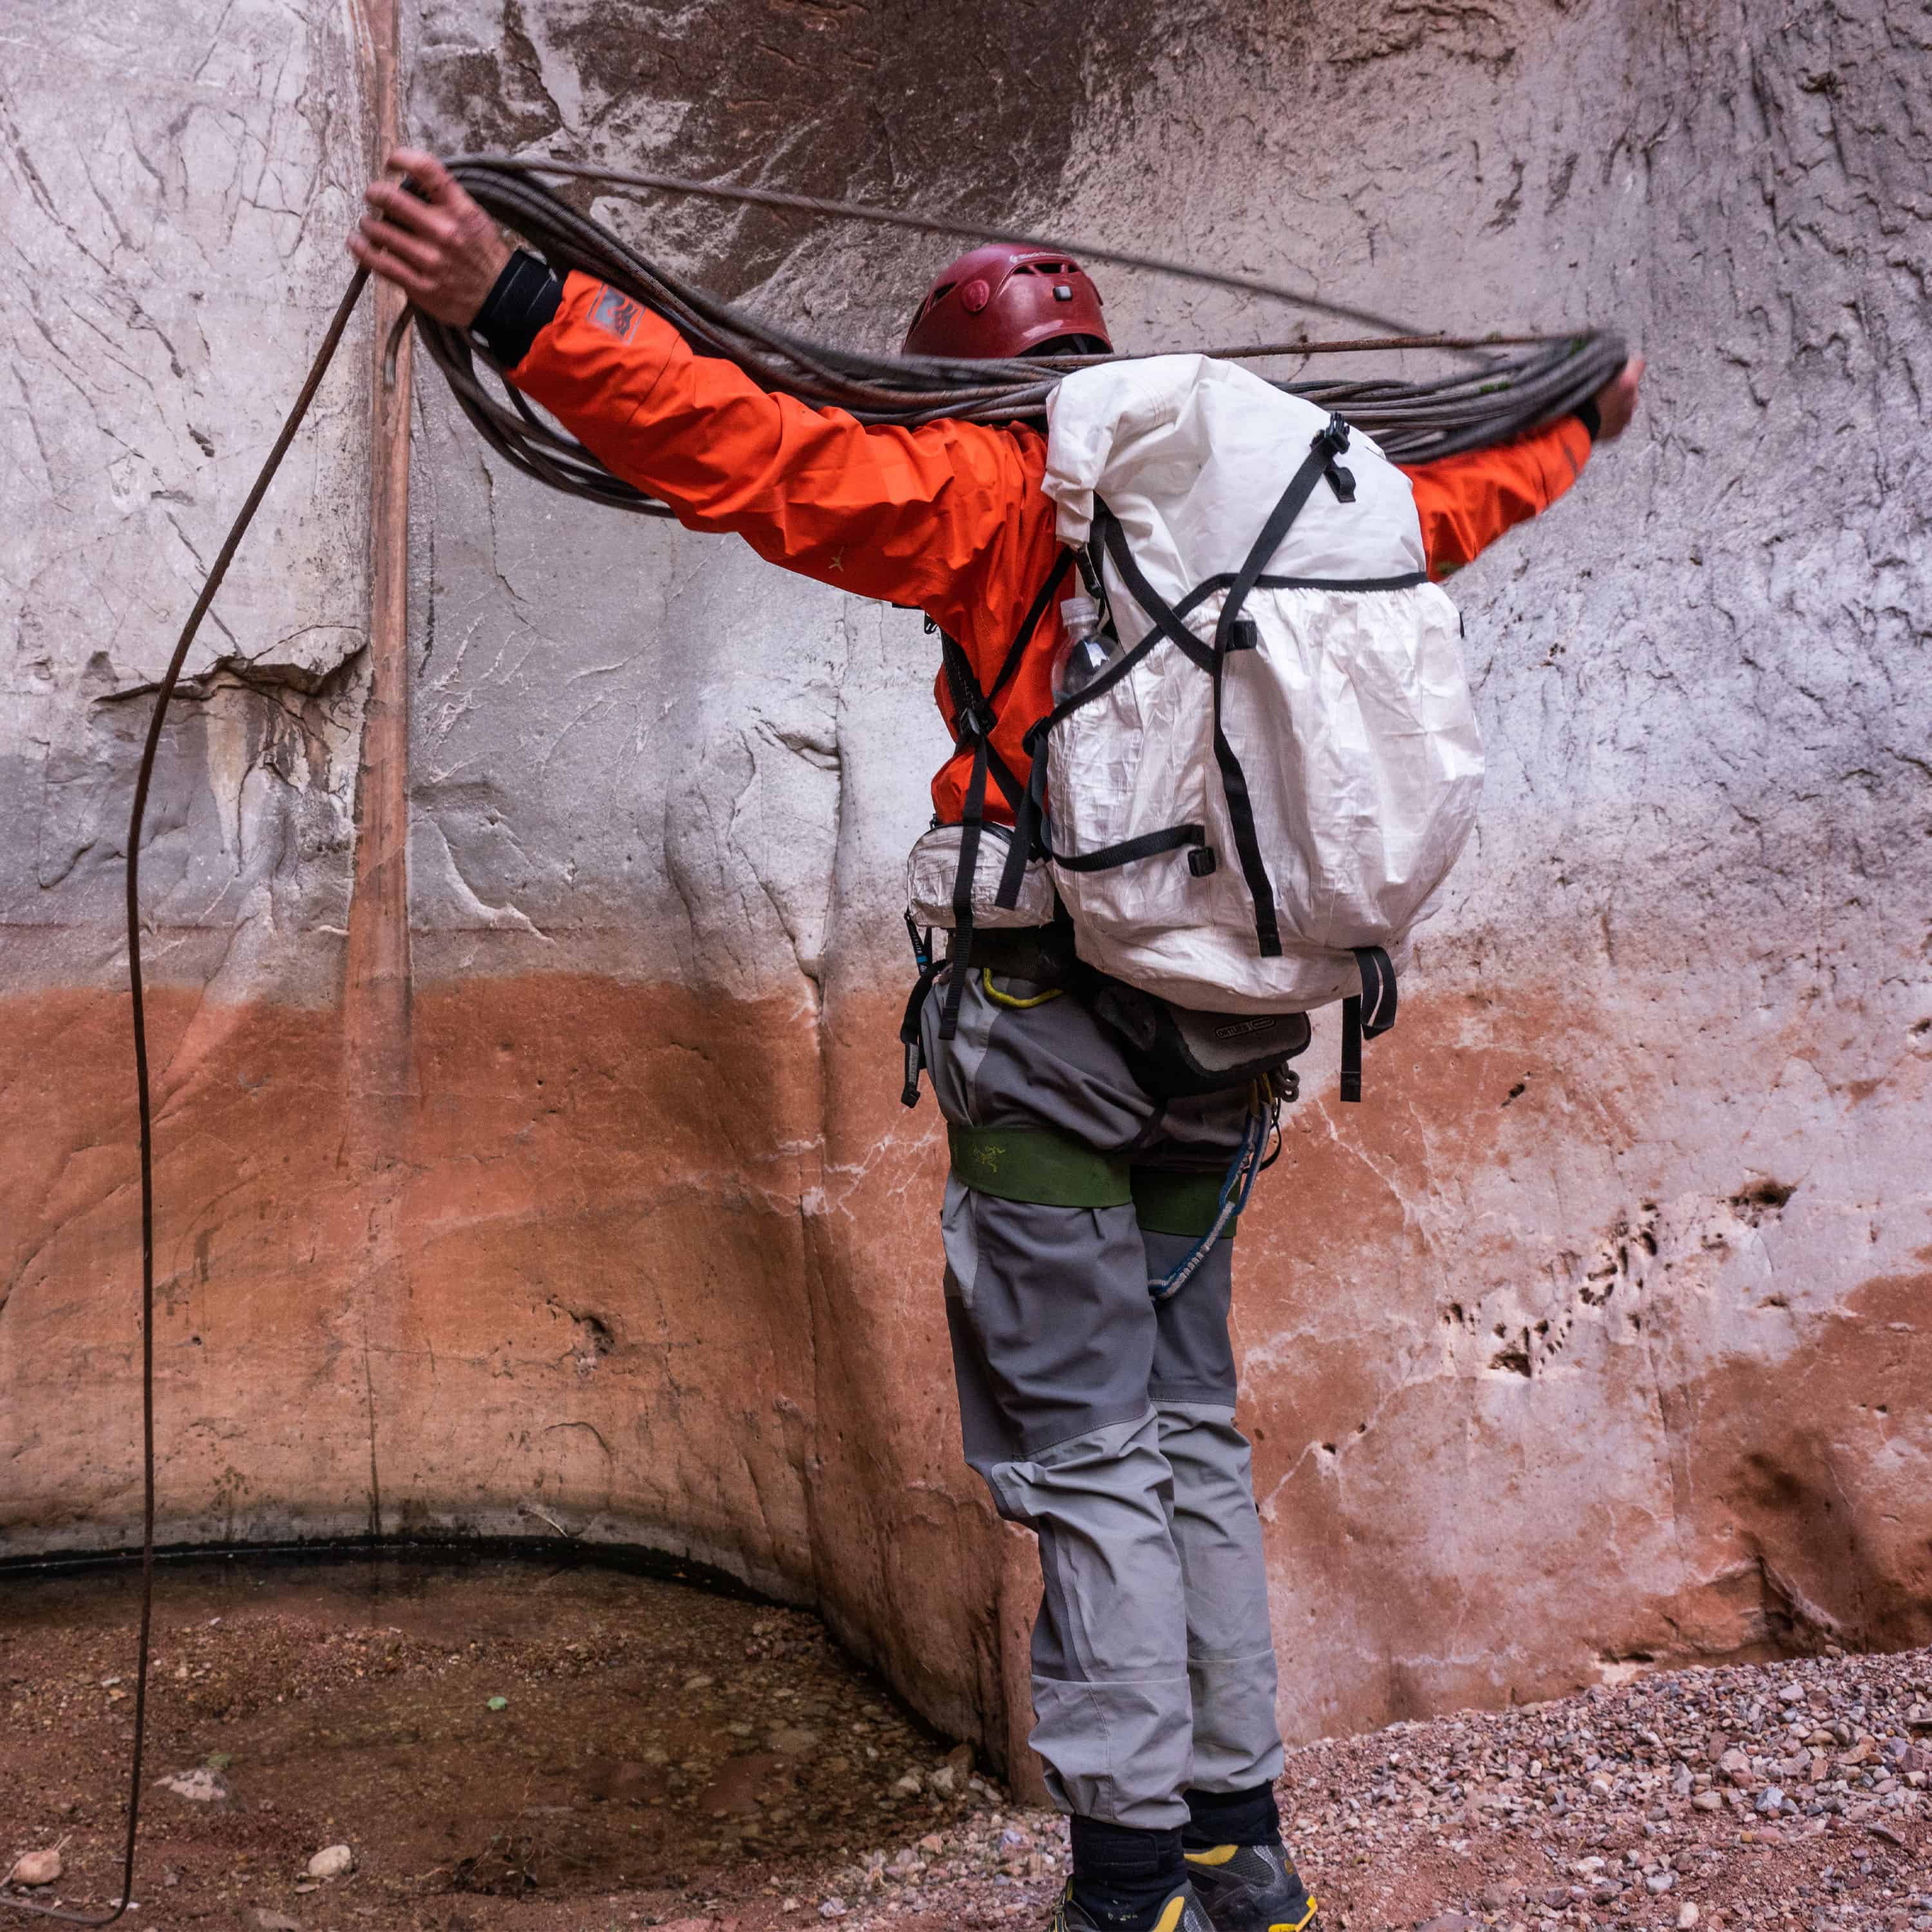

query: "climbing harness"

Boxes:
[30, 147, 1624, 1924]
[931, 1077, 1285, 1305]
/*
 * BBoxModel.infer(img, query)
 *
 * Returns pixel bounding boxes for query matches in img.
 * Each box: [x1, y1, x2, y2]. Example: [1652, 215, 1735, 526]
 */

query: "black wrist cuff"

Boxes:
[1575, 395, 1603, 442]
[473, 249, 564, 369]
[1182, 1781, 1281, 1849]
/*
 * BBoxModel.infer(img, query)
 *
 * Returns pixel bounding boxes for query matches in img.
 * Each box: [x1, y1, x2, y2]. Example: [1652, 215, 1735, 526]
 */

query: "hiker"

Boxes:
[351, 150, 1642, 1932]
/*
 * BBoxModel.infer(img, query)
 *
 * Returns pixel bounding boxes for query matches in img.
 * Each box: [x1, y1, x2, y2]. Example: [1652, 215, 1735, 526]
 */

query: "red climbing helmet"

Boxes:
[902, 243, 1112, 360]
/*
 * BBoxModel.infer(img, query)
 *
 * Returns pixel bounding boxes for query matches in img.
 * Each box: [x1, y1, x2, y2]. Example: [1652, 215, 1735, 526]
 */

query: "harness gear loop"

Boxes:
[980, 966, 1064, 1010]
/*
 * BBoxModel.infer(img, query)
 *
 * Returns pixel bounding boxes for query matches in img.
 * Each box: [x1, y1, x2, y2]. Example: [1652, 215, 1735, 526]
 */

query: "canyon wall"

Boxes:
[3, 0, 1927, 1776]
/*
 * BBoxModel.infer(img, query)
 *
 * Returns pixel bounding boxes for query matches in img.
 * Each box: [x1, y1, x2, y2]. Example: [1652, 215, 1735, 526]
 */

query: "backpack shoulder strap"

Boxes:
[933, 549, 1074, 820]
[934, 549, 1076, 1040]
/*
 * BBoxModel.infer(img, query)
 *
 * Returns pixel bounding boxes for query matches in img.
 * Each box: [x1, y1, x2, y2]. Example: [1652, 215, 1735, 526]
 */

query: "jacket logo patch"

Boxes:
[588, 286, 641, 342]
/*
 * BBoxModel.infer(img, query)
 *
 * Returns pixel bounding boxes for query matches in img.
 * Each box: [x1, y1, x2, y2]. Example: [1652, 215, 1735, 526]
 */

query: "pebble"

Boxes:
[5, 1849, 61, 1888]
[305, 1843, 354, 1879]
[158, 1767, 229, 1804]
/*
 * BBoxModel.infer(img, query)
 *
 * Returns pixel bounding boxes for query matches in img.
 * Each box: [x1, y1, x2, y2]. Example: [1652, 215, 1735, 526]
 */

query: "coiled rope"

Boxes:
[3, 153, 1622, 1922]
[410, 155, 1625, 511]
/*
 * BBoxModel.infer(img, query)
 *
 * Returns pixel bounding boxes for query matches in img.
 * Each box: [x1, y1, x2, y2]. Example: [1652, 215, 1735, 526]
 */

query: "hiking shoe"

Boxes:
[1050, 1878, 1217, 1931]
[1183, 1841, 1318, 1932]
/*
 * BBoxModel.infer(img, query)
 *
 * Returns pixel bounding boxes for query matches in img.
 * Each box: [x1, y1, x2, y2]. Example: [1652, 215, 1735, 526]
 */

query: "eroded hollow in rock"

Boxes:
[0, 1548, 1012, 1926]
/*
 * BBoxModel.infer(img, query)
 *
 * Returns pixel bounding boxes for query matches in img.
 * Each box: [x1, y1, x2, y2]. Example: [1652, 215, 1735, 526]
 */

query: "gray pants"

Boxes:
[923, 962, 1285, 1832]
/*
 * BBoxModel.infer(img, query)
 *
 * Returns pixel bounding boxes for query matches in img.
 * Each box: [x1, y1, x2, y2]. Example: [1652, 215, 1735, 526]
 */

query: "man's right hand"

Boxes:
[1591, 355, 1645, 442]
[348, 148, 511, 327]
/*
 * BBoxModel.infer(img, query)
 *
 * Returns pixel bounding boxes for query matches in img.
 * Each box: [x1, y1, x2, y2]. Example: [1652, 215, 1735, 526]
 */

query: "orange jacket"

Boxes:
[510, 272, 1593, 825]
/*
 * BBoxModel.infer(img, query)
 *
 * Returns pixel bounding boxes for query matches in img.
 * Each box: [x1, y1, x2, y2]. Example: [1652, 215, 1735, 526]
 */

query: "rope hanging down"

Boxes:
[0, 268, 372, 1927]
[5, 154, 1622, 1923]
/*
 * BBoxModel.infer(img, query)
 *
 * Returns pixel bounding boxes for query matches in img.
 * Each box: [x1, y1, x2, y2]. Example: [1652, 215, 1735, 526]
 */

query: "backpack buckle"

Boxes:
[956, 696, 998, 743]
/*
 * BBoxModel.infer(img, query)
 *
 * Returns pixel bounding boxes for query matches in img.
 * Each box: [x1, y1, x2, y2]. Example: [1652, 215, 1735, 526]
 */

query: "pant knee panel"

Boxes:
[1031, 1672, 1194, 1832]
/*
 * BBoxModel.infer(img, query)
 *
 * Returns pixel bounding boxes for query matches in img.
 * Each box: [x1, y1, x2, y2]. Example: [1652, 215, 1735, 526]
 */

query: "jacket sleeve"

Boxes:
[504, 271, 1048, 634]
[1399, 415, 1593, 579]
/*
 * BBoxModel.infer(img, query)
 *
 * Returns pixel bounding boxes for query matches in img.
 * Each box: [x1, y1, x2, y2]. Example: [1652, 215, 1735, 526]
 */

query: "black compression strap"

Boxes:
[1124, 567, 1428, 598]
[1258, 569, 1428, 592]
[940, 632, 985, 730]
[940, 735, 991, 1039]
[898, 956, 945, 1106]
[1027, 560, 1253, 752]
[994, 737, 1052, 911]
[940, 550, 1072, 739]
[1051, 821, 1206, 872]
[1340, 995, 1364, 1104]
[1207, 421, 1350, 959]
[988, 549, 1075, 706]
[1339, 946, 1396, 1104]
[960, 549, 1068, 913]
[1101, 509, 1217, 673]
[937, 556, 1079, 1027]
[473, 249, 564, 368]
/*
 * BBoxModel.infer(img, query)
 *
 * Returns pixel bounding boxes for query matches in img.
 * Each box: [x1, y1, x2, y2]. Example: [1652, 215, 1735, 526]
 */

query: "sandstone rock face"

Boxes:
[3, 0, 1927, 1785]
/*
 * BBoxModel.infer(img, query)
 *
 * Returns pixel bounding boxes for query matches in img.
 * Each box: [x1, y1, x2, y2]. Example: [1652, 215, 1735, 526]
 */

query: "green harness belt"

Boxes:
[947, 1124, 1239, 1240]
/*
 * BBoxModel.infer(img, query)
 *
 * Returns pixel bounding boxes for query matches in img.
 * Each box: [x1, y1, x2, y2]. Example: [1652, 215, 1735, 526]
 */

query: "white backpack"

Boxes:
[960, 355, 1484, 1095]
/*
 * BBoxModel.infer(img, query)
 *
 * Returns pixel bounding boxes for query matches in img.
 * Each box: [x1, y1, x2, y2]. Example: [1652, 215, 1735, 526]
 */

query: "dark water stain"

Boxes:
[415, 0, 1172, 301]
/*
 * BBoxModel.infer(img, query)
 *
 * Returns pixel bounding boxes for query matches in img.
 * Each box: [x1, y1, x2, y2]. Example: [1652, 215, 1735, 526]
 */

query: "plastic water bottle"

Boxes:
[1050, 595, 1115, 703]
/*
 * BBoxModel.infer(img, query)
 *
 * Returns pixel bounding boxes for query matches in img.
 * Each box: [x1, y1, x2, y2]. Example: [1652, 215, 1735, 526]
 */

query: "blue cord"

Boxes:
[1150, 1083, 1276, 1303]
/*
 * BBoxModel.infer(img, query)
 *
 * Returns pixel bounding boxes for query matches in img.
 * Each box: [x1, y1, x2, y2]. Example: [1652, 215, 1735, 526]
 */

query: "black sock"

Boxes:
[1068, 1816, 1184, 1927]
[1181, 1781, 1281, 1850]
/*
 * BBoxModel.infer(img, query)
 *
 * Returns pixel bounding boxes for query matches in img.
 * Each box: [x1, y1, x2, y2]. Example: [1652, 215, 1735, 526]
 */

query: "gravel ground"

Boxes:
[808, 1645, 1931, 1932]
[0, 1555, 1924, 1931]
